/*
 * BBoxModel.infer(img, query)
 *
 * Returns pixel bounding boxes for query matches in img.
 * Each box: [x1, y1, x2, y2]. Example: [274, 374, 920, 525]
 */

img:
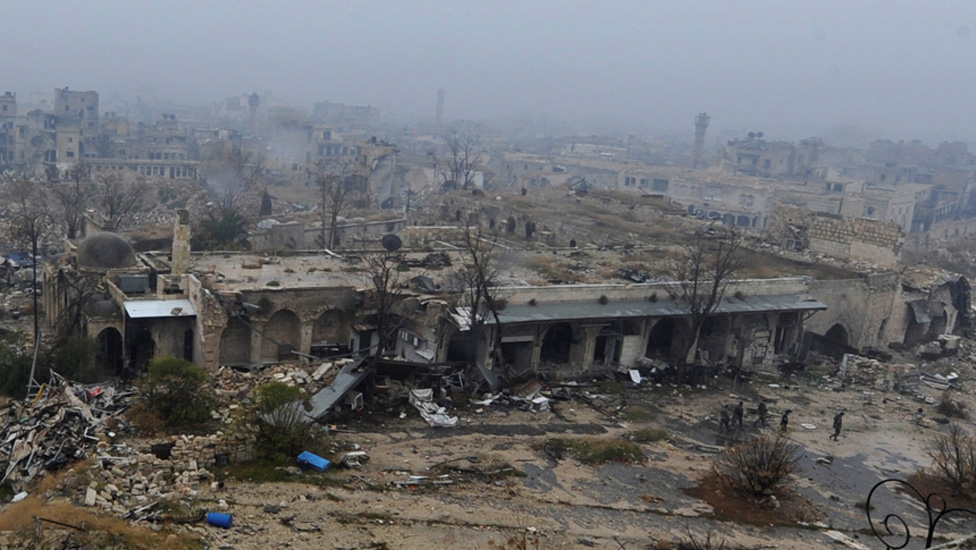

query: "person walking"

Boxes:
[755, 400, 768, 426]
[732, 401, 744, 429]
[780, 409, 792, 432]
[719, 406, 731, 432]
[830, 411, 844, 441]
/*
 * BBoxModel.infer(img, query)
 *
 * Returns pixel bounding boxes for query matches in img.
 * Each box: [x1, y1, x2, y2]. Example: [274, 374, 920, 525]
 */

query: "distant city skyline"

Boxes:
[5, 1, 976, 146]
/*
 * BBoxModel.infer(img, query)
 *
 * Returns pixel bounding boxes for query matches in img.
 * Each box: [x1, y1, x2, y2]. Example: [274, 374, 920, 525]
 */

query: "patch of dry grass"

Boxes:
[0, 496, 202, 549]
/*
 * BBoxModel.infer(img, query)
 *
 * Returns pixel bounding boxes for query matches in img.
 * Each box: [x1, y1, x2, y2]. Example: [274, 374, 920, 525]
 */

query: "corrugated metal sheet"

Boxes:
[488, 294, 826, 325]
[306, 360, 373, 421]
[123, 299, 196, 319]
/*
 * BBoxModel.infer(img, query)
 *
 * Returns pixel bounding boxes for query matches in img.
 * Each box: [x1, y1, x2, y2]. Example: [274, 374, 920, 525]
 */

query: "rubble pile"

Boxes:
[211, 360, 353, 407]
[839, 355, 909, 388]
[73, 438, 221, 513]
[0, 373, 132, 490]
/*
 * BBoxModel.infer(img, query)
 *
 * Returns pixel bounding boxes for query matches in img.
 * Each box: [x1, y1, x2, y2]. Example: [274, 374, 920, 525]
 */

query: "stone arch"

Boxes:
[646, 318, 688, 360]
[699, 316, 730, 363]
[312, 309, 348, 346]
[220, 317, 251, 366]
[540, 322, 573, 365]
[824, 323, 849, 346]
[262, 309, 302, 362]
[722, 213, 735, 225]
[736, 215, 751, 227]
[96, 327, 123, 376]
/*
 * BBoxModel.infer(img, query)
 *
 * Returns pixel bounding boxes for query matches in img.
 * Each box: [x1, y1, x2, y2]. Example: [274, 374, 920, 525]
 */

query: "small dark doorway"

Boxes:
[130, 329, 155, 372]
[540, 323, 573, 364]
[96, 328, 124, 376]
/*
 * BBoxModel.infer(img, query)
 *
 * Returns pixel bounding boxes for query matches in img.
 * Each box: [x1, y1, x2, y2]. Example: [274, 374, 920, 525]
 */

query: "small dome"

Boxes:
[90, 299, 118, 317]
[77, 232, 137, 271]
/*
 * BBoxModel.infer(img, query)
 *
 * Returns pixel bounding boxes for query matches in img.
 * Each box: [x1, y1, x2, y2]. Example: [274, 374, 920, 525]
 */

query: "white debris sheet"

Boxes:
[408, 389, 458, 428]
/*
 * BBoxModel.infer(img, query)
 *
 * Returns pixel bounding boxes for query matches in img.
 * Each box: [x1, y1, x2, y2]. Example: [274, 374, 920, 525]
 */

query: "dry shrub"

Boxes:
[125, 401, 165, 436]
[936, 392, 968, 419]
[677, 528, 727, 550]
[929, 424, 976, 495]
[545, 437, 645, 464]
[0, 496, 202, 549]
[713, 434, 800, 497]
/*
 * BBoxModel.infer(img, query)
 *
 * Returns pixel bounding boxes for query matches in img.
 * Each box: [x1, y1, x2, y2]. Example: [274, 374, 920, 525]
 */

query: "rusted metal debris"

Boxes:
[0, 371, 132, 490]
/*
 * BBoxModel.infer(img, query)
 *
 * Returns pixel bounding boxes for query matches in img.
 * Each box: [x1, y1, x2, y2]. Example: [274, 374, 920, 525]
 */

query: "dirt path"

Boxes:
[189, 366, 976, 550]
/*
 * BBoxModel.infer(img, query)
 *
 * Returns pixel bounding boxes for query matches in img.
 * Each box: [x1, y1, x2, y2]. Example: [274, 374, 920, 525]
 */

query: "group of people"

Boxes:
[718, 400, 845, 440]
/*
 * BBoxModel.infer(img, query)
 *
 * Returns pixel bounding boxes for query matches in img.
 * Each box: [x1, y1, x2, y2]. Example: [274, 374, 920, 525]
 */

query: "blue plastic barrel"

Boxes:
[207, 512, 233, 528]
[297, 451, 331, 472]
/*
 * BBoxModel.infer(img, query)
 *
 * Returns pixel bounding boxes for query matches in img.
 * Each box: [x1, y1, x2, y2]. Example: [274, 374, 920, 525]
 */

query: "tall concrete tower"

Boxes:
[692, 112, 710, 168]
[435, 89, 445, 127]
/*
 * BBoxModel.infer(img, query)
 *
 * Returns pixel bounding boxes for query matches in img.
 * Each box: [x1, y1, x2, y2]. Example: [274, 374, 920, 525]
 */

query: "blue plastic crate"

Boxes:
[297, 451, 331, 472]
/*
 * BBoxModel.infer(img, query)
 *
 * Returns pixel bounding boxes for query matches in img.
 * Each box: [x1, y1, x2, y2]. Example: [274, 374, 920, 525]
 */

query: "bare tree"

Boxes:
[361, 251, 405, 357]
[444, 133, 481, 190]
[202, 147, 264, 218]
[44, 162, 92, 240]
[198, 146, 264, 248]
[3, 174, 54, 340]
[96, 172, 148, 231]
[307, 159, 351, 250]
[673, 225, 743, 368]
[454, 217, 507, 388]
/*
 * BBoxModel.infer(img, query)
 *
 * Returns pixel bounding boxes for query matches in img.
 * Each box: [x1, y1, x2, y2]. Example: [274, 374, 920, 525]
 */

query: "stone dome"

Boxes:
[90, 299, 119, 317]
[76, 232, 137, 271]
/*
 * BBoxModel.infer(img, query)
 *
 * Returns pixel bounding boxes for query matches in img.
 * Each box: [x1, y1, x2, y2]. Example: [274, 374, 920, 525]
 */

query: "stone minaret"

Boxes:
[692, 112, 710, 168]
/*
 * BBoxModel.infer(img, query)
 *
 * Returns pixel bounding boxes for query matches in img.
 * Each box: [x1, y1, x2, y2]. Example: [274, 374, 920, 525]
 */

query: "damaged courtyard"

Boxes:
[0, 183, 974, 550]
[3, 349, 974, 550]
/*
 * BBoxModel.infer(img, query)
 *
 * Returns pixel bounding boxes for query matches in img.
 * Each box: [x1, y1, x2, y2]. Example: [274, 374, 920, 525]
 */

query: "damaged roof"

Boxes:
[485, 293, 826, 325]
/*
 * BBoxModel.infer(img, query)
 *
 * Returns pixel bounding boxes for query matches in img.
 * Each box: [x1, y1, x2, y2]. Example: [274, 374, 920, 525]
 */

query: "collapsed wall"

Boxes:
[767, 203, 904, 268]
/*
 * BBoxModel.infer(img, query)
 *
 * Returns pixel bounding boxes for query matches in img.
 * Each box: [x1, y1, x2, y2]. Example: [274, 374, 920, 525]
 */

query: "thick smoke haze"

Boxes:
[6, 0, 976, 144]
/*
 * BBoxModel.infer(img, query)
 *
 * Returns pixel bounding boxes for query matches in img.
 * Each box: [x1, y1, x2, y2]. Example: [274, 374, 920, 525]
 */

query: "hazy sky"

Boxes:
[6, 1, 976, 144]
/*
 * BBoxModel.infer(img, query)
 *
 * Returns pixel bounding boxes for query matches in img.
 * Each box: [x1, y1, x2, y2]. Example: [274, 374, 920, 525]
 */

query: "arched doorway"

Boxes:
[311, 309, 350, 357]
[736, 215, 750, 227]
[824, 323, 849, 345]
[722, 213, 735, 225]
[698, 316, 730, 363]
[220, 317, 251, 366]
[540, 323, 573, 365]
[262, 309, 301, 361]
[96, 327, 123, 376]
[646, 318, 677, 358]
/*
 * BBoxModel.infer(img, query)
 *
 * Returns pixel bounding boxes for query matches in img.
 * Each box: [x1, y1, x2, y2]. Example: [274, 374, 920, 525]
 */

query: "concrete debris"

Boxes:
[0, 372, 133, 490]
[338, 451, 370, 468]
[409, 389, 458, 428]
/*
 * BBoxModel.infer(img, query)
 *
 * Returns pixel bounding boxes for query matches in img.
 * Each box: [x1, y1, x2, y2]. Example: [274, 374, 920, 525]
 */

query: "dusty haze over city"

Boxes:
[5, 0, 976, 144]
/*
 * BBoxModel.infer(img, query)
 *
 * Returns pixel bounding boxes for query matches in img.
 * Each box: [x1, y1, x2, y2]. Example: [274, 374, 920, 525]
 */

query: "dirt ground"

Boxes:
[4, 352, 976, 550]
[179, 358, 976, 550]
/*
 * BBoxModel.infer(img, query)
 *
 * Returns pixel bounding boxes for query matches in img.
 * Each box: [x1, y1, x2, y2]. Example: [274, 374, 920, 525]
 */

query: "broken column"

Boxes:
[172, 209, 191, 275]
